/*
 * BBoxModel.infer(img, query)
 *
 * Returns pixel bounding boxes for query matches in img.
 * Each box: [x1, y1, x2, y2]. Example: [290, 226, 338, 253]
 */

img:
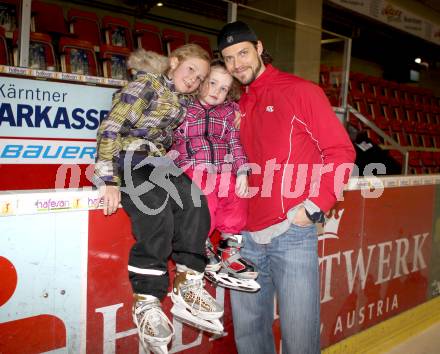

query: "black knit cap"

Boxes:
[217, 21, 258, 52]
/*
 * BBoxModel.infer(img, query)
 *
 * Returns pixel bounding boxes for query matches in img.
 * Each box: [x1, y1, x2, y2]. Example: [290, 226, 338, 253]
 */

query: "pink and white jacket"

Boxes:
[172, 99, 248, 175]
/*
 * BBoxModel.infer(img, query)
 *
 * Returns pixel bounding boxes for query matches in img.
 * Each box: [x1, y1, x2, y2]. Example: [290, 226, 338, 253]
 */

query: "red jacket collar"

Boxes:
[247, 64, 277, 90]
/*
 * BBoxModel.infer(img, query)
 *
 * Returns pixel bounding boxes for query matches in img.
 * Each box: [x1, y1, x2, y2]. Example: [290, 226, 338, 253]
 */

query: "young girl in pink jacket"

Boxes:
[172, 60, 259, 291]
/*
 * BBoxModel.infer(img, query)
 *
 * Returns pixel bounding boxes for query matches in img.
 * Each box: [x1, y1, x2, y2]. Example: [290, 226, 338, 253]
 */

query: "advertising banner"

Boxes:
[0, 76, 114, 140]
[0, 75, 118, 190]
[86, 211, 238, 354]
[329, 0, 440, 45]
[320, 185, 434, 347]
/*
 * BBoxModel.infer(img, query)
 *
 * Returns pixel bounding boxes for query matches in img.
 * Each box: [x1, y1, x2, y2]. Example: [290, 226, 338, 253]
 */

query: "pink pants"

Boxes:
[185, 167, 248, 237]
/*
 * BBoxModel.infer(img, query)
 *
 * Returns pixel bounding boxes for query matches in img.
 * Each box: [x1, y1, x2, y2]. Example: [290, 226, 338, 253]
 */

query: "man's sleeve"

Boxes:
[300, 83, 356, 212]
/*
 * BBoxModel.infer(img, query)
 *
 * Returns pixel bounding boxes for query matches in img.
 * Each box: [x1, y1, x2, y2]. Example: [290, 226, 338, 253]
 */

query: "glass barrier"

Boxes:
[234, 0, 350, 110]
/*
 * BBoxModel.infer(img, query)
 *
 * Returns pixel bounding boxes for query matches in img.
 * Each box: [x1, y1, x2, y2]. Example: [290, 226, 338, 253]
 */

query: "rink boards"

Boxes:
[1, 176, 440, 353]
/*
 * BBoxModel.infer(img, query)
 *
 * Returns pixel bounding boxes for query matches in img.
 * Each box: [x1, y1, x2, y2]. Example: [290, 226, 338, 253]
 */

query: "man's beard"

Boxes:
[237, 59, 262, 85]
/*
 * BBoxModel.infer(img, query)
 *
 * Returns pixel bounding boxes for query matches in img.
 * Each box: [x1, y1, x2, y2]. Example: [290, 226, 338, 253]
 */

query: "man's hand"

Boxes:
[292, 206, 313, 227]
[235, 174, 249, 197]
[99, 185, 121, 216]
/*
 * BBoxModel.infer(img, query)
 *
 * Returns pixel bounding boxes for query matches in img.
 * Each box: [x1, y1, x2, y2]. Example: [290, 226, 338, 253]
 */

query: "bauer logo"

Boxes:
[0, 139, 96, 164]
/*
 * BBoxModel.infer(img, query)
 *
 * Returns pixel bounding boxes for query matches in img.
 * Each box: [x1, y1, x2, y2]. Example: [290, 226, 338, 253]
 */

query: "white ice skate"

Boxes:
[132, 294, 174, 354]
[205, 234, 260, 292]
[170, 268, 224, 335]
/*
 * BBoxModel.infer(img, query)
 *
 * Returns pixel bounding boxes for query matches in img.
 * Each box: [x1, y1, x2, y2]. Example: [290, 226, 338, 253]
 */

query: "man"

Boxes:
[217, 21, 355, 354]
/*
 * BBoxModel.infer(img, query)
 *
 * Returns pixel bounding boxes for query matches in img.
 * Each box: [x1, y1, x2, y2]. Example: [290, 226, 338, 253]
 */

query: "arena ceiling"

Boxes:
[414, 0, 440, 14]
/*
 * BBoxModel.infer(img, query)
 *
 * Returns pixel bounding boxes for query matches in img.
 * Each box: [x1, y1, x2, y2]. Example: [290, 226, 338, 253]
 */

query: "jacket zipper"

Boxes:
[185, 140, 193, 157]
[200, 101, 215, 164]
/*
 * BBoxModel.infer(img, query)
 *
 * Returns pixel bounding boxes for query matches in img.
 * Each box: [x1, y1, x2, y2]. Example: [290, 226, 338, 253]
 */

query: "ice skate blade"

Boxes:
[205, 271, 261, 292]
[220, 267, 258, 280]
[132, 313, 173, 354]
[171, 306, 224, 335]
[147, 344, 169, 354]
[205, 262, 222, 272]
[170, 292, 223, 320]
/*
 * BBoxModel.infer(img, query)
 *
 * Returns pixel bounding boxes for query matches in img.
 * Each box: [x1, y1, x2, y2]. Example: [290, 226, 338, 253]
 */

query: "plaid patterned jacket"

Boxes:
[94, 72, 190, 185]
[172, 99, 248, 175]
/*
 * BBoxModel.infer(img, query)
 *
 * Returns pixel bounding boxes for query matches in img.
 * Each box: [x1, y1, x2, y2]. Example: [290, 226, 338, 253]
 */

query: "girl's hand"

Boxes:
[234, 110, 241, 129]
[99, 185, 121, 215]
[235, 174, 249, 197]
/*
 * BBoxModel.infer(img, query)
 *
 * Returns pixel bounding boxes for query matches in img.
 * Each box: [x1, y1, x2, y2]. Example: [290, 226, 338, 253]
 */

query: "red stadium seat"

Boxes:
[134, 22, 163, 54]
[434, 152, 440, 166]
[0, 0, 18, 32]
[59, 37, 98, 76]
[405, 107, 417, 121]
[421, 152, 435, 168]
[0, 26, 9, 65]
[392, 131, 409, 147]
[100, 44, 130, 80]
[365, 129, 382, 145]
[102, 16, 133, 50]
[320, 64, 330, 88]
[31, 0, 68, 35]
[373, 78, 390, 100]
[433, 136, 440, 149]
[362, 76, 377, 97]
[408, 133, 423, 147]
[386, 81, 400, 101]
[13, 31, 56, 70]
[392, 103, 406, 121]
[349, 73, 370, 98]
[350, 97, 369, 115]
[67, 8, 101, 48]
[421, 135, 434, 148]
[398, 84, 415, 106]
[367, 101, 389, 130]
[188, 33, 212, 57]
[162, 28, 186, 55]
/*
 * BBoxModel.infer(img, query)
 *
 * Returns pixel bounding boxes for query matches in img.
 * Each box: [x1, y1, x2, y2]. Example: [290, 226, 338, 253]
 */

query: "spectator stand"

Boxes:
[344, 72, 440, 175]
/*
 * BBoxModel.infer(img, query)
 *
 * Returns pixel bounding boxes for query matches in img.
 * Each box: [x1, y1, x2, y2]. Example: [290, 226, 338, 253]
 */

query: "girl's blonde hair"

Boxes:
[127, 44, 210, 77]
[169, 43, 211, 65]
[210, 59, 241, 101]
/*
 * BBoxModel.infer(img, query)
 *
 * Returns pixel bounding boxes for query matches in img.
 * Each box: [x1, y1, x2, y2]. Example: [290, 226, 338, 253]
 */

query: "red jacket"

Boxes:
[239, 65, 355, 231]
